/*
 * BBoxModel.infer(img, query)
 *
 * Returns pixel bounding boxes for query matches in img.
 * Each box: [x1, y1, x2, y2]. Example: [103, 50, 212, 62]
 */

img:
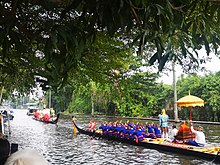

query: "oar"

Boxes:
[71, 116, 77, 136]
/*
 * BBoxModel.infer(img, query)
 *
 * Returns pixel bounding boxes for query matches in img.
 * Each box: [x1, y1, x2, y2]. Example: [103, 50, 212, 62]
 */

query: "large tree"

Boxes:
[0, 0, 220, 93]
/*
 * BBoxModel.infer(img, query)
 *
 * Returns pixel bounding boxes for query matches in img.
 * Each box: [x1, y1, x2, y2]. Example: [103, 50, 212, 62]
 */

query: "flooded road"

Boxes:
[6, 109, 220, 165]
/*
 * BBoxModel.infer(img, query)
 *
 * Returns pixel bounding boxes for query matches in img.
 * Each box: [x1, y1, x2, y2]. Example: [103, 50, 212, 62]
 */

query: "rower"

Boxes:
[151, 123, 162, 138]
[145, 122, 156, 139]
[133, 125, 144, 143]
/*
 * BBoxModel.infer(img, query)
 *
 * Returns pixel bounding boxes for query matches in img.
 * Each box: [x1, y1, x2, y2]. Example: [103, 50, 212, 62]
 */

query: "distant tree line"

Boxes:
[45, 71, 220, 122]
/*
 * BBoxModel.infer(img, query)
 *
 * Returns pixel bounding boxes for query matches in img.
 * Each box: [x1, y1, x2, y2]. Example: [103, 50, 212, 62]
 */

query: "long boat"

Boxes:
[72, 120, 220, 163]
[33, 113, 60, 124]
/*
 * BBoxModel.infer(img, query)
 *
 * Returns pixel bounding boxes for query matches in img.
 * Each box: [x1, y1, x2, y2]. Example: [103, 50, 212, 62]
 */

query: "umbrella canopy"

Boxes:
[176, 95, 204, 107]
[176, 92, 204, 120]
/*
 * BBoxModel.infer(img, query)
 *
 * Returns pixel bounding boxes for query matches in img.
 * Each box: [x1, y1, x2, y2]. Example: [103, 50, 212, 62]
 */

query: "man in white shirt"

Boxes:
[168, 125, 178, 142]
[187, 122, 206, 147]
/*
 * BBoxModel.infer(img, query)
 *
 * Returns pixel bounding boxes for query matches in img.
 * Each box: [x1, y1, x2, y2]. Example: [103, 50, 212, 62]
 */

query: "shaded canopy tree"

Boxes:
[116, 71, 160, 117]
[0, 0, 220, 93]
[65, 32, 134, 114]
[201, 72, 220, 121]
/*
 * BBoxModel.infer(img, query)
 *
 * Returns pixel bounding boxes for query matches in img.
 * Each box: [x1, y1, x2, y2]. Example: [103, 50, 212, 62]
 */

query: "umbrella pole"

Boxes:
[190, 107, 192, 121]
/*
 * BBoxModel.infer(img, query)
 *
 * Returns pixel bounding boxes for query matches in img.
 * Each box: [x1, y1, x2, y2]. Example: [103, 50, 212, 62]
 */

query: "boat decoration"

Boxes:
[72, 120, 220, 163]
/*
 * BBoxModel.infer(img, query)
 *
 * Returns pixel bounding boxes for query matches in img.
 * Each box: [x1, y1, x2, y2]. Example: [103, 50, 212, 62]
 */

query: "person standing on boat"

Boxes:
[187, 122, 206, 147]
[159, 109, 169, 139]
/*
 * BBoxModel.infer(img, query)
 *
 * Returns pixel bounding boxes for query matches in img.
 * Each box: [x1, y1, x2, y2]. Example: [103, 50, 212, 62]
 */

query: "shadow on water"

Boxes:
[6, 110, 220, 165]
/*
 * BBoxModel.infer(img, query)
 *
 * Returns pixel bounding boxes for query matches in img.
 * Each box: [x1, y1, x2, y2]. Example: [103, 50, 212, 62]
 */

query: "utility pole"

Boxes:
[90, 81, 95, 116]
[49, 89, 51, 109]
[173, 61, 178, 121]
[7, 106, 11, 135]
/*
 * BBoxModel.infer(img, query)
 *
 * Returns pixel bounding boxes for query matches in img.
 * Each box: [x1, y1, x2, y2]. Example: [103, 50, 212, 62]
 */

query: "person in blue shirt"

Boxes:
[133, 125, 144, 143]
[151, 123, 162, 138]
[114, 123, 123, 137]
[126, 125, 135, 139]
[145, 122, 156, 139]
[99, 121, 108, 135]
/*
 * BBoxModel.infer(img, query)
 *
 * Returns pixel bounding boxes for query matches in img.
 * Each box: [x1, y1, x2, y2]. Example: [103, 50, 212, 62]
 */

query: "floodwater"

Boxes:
[6, 109, 220, 165]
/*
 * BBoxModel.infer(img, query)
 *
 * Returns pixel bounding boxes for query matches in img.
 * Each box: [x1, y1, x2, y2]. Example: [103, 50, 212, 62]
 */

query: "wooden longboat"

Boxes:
[32, 113, 60, 124]
[72, 120, 220, 163]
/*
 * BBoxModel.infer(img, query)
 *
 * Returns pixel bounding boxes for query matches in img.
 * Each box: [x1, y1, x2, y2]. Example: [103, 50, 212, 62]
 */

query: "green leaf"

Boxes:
[158, 50, 171, 71]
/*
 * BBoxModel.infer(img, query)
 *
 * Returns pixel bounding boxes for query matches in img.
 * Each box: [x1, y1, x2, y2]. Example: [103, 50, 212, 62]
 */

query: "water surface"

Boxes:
[7, 110, 220, 165]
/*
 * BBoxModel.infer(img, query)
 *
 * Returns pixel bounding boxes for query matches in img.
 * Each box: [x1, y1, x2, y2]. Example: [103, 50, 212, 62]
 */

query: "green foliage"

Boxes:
[176, 72, 220, 121]
[201, 72, 220, 121]
[67, 32, 133, 85]
[67, 82, 112, 114]
[115, 71, 159, 117]
[67, 84, 91, 114]
[0, 47, 39, 96]
[64, 32, 134, 115]
[45, 85, 74, 113]
[1, 0, 220, 93]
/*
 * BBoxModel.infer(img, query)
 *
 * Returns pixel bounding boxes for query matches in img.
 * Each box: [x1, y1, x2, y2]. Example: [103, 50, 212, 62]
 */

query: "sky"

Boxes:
[158, 49, 220, 85]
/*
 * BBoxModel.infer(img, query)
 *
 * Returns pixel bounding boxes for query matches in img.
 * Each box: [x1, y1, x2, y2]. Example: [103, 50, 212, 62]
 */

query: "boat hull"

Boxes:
[72, 121, 220, 163]
[32, 113, 60, 124]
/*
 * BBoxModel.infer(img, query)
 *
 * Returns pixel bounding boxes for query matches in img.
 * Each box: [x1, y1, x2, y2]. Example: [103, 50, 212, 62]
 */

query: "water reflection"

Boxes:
[6, 110, 220, 165]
